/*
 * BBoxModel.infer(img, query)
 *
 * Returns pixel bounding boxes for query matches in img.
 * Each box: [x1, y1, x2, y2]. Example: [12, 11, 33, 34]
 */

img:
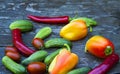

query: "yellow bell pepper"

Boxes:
[60, 17, 97, 41]
[48, 44, 79, 74]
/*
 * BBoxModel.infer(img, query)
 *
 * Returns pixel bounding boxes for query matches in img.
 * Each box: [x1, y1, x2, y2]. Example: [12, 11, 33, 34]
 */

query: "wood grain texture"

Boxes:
[0, 0, 120, 74]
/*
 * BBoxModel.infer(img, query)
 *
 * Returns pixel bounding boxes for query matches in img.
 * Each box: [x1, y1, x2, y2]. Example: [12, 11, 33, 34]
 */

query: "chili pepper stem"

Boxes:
[64, 44, 71, 51]
[69, 14, 78, 21]
[105, 46, 113, 56]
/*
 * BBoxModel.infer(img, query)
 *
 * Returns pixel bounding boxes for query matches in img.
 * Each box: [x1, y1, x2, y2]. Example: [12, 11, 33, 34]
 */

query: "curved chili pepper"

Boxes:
[12, 28, 23, 43]
[88, 53, 119, 74]
[12, 29, 35, 56]
[27, 15, 69, 24]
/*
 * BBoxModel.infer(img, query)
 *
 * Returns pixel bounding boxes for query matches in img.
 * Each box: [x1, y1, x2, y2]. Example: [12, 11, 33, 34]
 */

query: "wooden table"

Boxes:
[0, 0, 120, 74]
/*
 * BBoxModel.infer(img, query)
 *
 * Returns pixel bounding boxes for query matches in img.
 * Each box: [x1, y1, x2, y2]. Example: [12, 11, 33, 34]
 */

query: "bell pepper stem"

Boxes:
[105, 46, 113, 56]
[89, 26, 93, 32]
[64, 44, 71, 51]
[70, 17, 97, 32]
[79, 17, 97, 32]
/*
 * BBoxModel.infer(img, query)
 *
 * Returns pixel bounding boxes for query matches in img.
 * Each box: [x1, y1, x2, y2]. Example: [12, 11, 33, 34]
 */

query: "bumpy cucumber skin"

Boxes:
[67, 67, 92, 74]
[34, 27, 52, 39]
[45, 38, 72, 48]
[9, 20, 33, 32]
[2, 56, 26, 74]
[22, 50, 48, 66]
[44, 48, 61, 65]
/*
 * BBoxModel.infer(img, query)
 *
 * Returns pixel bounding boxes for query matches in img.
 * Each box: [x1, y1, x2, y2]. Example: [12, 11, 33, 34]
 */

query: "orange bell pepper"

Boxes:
[48, 44, 79, 74]
[60, 17, 97, 41]
[85, 35, 114, 58]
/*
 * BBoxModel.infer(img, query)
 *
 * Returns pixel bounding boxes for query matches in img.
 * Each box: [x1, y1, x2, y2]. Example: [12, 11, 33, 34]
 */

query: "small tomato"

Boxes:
[5, 46, 18, 53]
[85, 35, 114, 58]
[32, 38, 44, 50]
[27, 62, 46, 74]
[6, 52, 21, 62]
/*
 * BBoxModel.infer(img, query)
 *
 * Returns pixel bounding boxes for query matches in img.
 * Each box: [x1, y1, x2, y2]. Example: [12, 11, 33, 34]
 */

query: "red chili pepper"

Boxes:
[27, 15, 69, 24]
[12, 28, 23, 43]
[88, 53, 119, 74]
[12, 29, 35, 56]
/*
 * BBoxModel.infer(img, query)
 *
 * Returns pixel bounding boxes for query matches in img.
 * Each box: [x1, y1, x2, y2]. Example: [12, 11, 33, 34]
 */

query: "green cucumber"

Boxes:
[9, 20, 33, 32]
[44, 48, 61, 65]
[22, 50, 48, 66]
[67, 66, 92, 74]
[44, 38, 72, 48]
[2, 56, 26, 74]
[34, 27, 52, 39]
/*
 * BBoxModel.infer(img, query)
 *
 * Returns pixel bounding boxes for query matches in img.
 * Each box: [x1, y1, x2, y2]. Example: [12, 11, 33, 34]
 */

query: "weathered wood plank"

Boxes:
[0, 0, 120, 74]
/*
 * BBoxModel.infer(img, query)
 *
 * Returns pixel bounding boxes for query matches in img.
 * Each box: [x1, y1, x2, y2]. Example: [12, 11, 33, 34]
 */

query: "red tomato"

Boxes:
[85, 35, 114, 58]
[32, 38, 44, 50]
[5, 46, 18, 53]
[6, 52, 21, 62]
[27, 62, 46, 74]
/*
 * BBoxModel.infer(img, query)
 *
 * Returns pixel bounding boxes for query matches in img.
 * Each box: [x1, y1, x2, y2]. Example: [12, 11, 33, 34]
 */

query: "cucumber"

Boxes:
[34, 27, 52, 39]
[45, 38, 72, 48]
[44, 48, 61, 65]
[22, 50, 48, 66]
[9, 20, 33, 32]
[2, 56, 26, 74]
[67, 66, 92, 74]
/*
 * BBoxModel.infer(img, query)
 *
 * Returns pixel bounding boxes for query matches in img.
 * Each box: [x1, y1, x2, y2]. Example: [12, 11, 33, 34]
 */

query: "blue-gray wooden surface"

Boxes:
[0, 0, 120, 74]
